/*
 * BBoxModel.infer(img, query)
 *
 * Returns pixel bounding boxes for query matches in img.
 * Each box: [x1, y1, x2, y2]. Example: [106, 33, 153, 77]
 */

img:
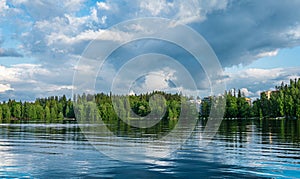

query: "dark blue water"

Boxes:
[0, 119, 299, 178]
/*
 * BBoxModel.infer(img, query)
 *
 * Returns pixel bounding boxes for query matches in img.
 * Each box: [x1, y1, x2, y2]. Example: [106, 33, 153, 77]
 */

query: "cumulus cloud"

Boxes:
[131, 70, 176, 94]
[225, 67, 300, 98]
[140, 0, 173, 16]
[5, 0, 300, 68]
[9, 0, 85, 20]
[0, 0, 300, 100]
[0, 64, 74, 101]
[143, 71, 173, 91]
[240, 88, 253, 97]
[97, 2, 110, 10]
[256, 49, 279, 58]
[0, 83, 13, 93]
[0, 38, 23, 57]
[195, 0, 300, 67]
[1, 0, 299, 67]
[0, 0, 8, 14]
[96, 0, 228, 26]
[0, 48, 23, 57]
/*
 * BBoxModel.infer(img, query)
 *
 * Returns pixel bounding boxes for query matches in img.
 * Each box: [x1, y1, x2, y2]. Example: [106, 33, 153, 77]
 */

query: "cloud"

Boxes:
[46, 29, 133, 47]
[140, 0, 173, 16]
[0, 64, 49, 83]
[5, 0, 300, 68]
[256, 49, 279, 58]
[97, 2, 110, 10]
[0, 83, 13, 93]
[225, 67, 300, 98]
[240, 88, 253, 97]
[0, 64, 74, 101]
[0, 48, 23, 57]
[131, 70, 176, 93]
[194, 0, 300, 67]
[97, 0, 228, 26]
[1, 1, 300, 101]
[143, 71, 173, 90]
[0, 0, 8, 14]
[1, 1, 299, 64]
[9, 0, 85, 20]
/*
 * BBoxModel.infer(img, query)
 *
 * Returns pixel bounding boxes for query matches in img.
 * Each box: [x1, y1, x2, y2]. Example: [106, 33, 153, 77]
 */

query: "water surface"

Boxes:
[0, 119, 299, 178]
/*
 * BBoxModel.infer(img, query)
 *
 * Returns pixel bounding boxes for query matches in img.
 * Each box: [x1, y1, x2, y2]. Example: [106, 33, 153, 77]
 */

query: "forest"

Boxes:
[201, 78, 300, 119]
[1, 78, 300, 122]
[0, 91, 183, 123]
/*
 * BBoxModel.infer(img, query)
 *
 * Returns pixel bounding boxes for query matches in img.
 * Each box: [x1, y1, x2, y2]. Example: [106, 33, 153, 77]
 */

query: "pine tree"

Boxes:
[45, 106, 51, 122]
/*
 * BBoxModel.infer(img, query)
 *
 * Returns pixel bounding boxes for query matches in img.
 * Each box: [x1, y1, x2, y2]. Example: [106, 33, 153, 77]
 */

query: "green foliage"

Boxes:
[253, 78, 300, 119]
[45, 106, 51, 122]
[36, 105, 44, 121]
[58, 112, 64, 120]
[75, 91, 181, 122]
[12, 102, 21, 119]
[1, 78, 300, 123]
[0, 95, 75, 122]
[0, 106, 2, 120]
[201, 78, 300, 119]
[1, 104, 11, 120]
[225, 93, 238, 118]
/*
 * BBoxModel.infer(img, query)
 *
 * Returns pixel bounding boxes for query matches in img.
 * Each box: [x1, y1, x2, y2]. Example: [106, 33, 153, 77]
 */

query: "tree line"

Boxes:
[200, 89, 252, 118]
[0, 92, 184, 123]
[73, 91, 184, 123]
[253, 78, 300, 118]
[0, 95, 75, 122]
[201, 78, 300, 119]
[1, 78, 300, 122]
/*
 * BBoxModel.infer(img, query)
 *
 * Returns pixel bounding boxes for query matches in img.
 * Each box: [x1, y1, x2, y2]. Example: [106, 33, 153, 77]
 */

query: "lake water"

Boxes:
[0, 119, 299, 178]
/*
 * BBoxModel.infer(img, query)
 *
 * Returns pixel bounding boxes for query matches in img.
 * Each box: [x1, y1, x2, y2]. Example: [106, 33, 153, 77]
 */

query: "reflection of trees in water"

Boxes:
[74, 92, 189, 139]
[217, 119, 300, 145]
[0, 124, 85, 142]
[0, 92, 201, 141]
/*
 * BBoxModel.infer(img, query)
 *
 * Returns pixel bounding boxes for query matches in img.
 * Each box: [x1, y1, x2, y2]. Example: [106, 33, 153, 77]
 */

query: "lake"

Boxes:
[0, 119, 299, 178]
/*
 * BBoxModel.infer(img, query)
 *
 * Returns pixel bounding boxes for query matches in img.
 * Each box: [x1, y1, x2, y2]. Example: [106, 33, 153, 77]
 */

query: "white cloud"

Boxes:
[9, 0, 86, 20]
[140, 0, 172, 16]
[0, 83, 13, 93]
[143, 71, 174, 92]
[0, 65, 21, 82]
[0, 64, 49, 83]
[240, 88, 253, 97]
[174, 1, 204, 24]
[97, 2, 110, 10]
[1, 0, 300, 101]
[90, 7, 99, 23]
[224, 67, 300, 98]
[286, 24, 300, 39]
[17, 6, 101, 61]
[256, 49, 279, 58]
[34, 84, 74, 92]
[100, 15, 107, 24]
[141, 0, 228, 24]
[239, 68, 283, 80]
[0, 64, 75, 100]
[0, 47, 23, 57]
[2, 0, 300, 68]
[0, 0, 8, 14]
[46, 29, 132, 46]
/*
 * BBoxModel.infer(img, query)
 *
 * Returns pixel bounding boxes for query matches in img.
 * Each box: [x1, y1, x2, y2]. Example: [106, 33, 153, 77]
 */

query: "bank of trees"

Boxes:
[2, 78, 300, 122]
[0, 92, 183, 122]
[201, 78, 300, 119]
[73, 91, 183, 122]
[253, 78, 300, 119]
[200, 89, 252, 119]
[0, 95, 74, 122]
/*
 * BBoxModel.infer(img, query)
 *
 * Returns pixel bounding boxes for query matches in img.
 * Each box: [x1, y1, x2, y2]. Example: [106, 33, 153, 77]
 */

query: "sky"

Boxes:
[0, 0, 300, 101]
